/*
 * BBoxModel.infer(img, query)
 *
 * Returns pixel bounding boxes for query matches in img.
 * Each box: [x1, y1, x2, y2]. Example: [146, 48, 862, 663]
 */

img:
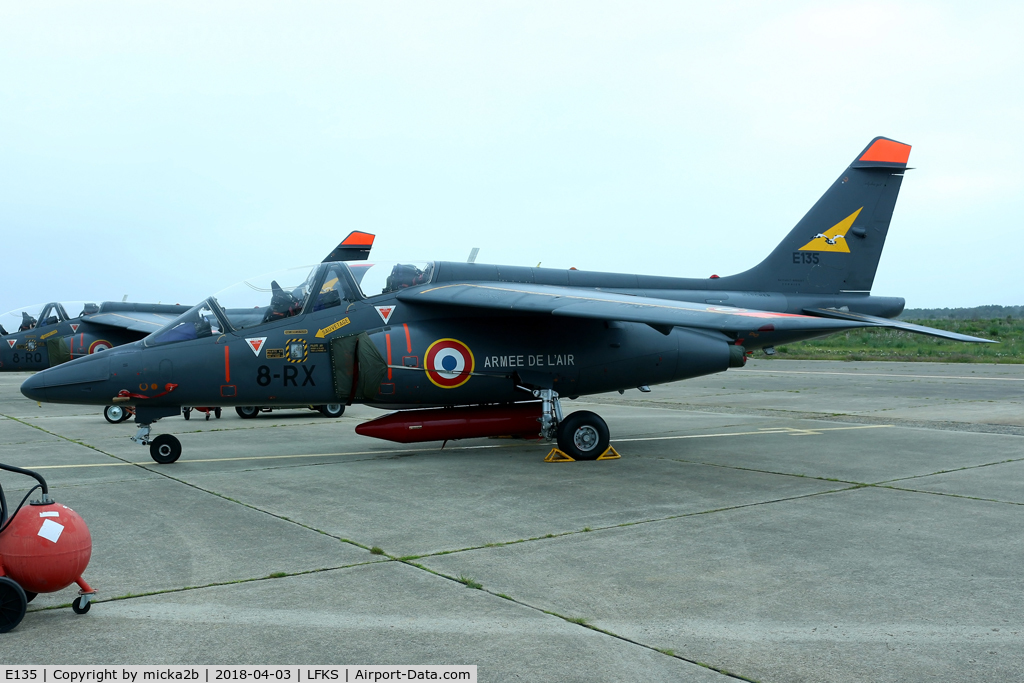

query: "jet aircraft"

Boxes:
[0, 232, 377, 377]
[0, 301, 191, 372]
[21, 138, 994, 464]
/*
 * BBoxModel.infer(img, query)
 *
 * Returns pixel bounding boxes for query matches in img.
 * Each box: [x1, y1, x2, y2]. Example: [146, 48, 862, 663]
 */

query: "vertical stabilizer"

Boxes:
[721, 137, 910, 293]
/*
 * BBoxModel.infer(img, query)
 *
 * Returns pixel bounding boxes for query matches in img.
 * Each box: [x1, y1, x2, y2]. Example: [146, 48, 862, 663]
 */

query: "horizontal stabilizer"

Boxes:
[802, 308, 997, 343]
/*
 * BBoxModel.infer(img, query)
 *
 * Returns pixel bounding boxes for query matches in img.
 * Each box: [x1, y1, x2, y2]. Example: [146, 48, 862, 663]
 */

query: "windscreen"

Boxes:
[146, 301, 225, 347]
[0, 301, 98, 335]
[356, 261, 434, 298]
[212, 265, 319, 330]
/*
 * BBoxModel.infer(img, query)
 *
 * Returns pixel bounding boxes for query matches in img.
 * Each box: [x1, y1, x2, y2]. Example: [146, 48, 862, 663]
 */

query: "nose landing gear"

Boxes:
[129, 407, 185, 464]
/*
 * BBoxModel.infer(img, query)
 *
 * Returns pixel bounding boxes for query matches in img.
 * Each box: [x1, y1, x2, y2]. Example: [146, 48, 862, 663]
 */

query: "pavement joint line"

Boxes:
[872, 456, 1024, 486]
[395, 559, 760, 682]
[869, 484, 1024, 507]
[26, 559, 390, 613]
[398, 484, 863, 565]
[660, 456, 867, 486]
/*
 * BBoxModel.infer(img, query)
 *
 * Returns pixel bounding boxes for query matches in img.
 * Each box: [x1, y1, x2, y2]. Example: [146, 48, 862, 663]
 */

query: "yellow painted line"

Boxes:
[21, 445, 510, 470]
[21, 424, 892, 470]
[739, 369, 1024, 382]
[615, 424, 893, 443]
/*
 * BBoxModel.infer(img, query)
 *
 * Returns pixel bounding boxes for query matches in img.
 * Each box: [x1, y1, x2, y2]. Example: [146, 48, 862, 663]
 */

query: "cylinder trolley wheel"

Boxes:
[0, 577, 27, 633]
[71, 596, 91, 614]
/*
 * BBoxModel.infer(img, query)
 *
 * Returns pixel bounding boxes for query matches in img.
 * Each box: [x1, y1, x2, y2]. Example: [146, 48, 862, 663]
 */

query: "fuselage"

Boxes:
[19, 260, 904, 411]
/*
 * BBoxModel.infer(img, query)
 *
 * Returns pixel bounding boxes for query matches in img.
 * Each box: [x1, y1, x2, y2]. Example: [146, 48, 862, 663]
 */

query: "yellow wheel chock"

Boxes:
[544, 446, 621, 463]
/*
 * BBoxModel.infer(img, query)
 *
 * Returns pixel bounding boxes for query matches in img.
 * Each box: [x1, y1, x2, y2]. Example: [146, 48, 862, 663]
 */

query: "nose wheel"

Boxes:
[130, 422, 183, 464]
[149, 434, 182, 464]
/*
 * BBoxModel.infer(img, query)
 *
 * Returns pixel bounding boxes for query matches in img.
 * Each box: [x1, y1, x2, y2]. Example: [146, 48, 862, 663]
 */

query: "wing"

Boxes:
[82, 303, 192, 334]
[398, 282, 996, 343]
[802, 308, 996, 343]
[397, 282, 868, 335]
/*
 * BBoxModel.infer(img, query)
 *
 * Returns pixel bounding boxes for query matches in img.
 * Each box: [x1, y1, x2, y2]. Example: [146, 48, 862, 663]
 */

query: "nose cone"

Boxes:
[20, 371, 47, 402]
[20, 353, 111, 404]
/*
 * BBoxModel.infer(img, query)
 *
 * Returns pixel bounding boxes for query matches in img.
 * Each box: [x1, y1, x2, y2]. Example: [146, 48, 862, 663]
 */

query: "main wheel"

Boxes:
[183, 407, 192, 421]
[0, 577, 27, 633]
[72, 596, 91, 615]
[104, 405, 126, 424]
[556, 411, 610, 461]
[318, 404, 345, 418]
[235, 406, 260, 419]
[214, 408, 222, 418]
[150, 434, 182, 464]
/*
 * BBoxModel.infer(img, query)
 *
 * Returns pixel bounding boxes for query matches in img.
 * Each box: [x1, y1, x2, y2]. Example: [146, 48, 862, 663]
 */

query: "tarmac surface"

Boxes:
[1, 359, 1022, 681]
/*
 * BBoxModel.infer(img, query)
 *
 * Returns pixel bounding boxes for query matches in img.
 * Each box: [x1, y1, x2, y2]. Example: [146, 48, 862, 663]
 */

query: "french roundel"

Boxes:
[425, 338, 475, 389]
[88, 340, 112, 354]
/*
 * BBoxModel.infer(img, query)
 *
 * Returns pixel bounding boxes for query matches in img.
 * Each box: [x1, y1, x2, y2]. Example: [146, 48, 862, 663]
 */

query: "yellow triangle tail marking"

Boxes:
[798, 208, 862, 252]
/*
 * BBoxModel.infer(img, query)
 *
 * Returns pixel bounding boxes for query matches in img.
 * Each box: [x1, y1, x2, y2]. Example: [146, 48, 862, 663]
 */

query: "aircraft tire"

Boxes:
[0, 577, 27, 633]
[556, 411, 610, 461]
[103, 405, 126, 424]
[183, 407, 191, 420]
[150, 434, 182, 464]
[215, 408, 222, 418]
[318, 404, 345, 418]
[235, 406, 261, 419]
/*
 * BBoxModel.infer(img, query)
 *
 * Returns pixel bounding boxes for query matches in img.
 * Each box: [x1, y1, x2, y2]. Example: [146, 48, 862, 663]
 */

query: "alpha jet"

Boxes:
[21, 137, 993, 463]
[0, 232, 377, 377]
[0, 300, 191, 372]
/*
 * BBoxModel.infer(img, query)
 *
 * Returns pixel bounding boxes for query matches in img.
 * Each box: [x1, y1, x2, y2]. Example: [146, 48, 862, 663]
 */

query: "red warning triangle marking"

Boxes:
[6, 339, 16, 348]
[375, 305, 395, 324]
[70, 324, 80, 333]
[245, 337, 268, 356]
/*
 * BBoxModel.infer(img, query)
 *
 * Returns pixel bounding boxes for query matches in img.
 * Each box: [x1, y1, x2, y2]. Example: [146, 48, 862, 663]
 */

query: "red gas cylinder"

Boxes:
[0, 502, 92, 594]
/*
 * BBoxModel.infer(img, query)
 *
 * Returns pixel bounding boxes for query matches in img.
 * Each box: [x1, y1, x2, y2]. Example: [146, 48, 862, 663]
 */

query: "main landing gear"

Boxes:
[534, 388, 615, 461]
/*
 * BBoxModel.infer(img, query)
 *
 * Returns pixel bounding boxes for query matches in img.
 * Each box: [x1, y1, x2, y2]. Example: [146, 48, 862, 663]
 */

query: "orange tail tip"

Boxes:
[858, 138, 911, 164]
[340, 231, 375, 247]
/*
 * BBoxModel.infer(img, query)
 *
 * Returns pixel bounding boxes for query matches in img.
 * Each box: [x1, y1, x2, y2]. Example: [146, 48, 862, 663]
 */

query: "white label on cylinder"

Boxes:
[39, 511, 59, 517]
[38, 519, 65, 543]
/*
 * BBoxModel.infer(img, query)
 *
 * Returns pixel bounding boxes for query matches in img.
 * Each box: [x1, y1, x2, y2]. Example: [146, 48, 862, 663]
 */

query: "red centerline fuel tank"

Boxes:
[355, 402, 543, 444]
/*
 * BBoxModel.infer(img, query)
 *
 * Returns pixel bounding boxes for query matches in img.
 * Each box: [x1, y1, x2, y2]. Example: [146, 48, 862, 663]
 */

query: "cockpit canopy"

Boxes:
[0, 301, 99, 336]
[144, 260, 434, 347]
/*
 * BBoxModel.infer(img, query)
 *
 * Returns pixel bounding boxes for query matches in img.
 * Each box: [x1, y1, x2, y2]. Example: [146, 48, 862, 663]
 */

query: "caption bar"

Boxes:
[2, 668, 476, 683]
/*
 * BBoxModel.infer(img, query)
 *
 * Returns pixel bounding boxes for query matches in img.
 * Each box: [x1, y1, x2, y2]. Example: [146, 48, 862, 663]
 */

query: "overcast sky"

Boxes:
[1, 1, 1021, 313]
